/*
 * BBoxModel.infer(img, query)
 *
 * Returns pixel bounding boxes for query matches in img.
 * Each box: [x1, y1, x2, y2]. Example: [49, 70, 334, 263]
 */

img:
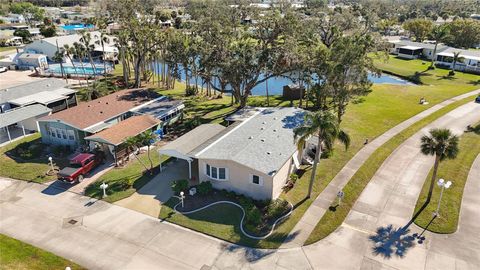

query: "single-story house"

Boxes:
[0, 14, 25, 24]
[24, 31, 113, 60]
[159, 107, 305, 200]
[389, 40, 448, 60]
[38, 88, 184, 157]
[435, 48, 480, 74]
[0, 78, 77, 114]
[0, 78, 76, 144]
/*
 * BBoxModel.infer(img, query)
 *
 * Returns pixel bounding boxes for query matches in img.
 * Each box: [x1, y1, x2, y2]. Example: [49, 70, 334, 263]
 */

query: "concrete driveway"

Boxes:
[43, 161, 115, 195]
[115, 159, 190, 217]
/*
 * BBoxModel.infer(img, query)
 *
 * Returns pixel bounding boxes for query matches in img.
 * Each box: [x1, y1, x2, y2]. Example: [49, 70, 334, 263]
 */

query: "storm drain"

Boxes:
[68, 219, 78, 225]
[62, 216, 83, 228]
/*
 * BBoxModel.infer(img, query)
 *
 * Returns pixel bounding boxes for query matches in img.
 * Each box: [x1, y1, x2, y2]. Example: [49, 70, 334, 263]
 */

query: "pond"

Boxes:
[153, 63, 414, 96]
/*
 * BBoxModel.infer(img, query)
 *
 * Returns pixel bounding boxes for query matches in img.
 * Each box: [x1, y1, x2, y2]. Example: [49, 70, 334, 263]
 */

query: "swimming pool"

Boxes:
[47, 63, 110, 76]
[61, 24, 94, 31]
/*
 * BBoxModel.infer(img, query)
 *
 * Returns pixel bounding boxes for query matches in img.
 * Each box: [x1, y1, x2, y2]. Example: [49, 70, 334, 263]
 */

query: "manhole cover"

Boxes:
[68, 219, 78, 225]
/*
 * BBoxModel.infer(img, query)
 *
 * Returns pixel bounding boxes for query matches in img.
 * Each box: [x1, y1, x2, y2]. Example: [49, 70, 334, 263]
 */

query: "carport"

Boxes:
[158, 124, 226, 179]
[0, 104, 51, 144]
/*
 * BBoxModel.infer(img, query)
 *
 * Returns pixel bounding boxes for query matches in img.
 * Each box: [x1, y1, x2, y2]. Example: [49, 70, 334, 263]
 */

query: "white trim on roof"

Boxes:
[400, 45, 423, 50]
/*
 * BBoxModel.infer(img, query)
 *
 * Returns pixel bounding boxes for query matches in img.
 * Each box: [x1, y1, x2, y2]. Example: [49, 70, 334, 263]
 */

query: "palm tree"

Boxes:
[52, 49, 66, 82]
[450, 51, 464, 75]
[63, 44, 81, 85]
[124, 136, 149, 172]
[420, 128, 459, 203]
[294, 111, 351, 198]
[430, 25, 449, 68]
[137, 130, 157, 173]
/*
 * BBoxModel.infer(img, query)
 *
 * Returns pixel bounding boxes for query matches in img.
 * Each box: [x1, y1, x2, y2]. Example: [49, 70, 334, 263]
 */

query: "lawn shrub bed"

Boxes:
[162, 184, 291, 237]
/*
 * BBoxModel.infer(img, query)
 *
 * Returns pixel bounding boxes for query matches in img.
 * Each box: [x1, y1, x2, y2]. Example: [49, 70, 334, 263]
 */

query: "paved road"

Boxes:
[1, 101, 479, 270]
[282, 88, 480, 247]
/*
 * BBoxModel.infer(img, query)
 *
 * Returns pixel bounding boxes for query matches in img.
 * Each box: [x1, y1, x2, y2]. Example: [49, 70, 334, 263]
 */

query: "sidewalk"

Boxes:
[281, 89, 480, 248]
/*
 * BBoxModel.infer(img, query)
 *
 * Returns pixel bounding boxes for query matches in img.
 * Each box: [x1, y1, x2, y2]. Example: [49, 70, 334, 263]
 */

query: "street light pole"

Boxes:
[434, 178, 452, 217]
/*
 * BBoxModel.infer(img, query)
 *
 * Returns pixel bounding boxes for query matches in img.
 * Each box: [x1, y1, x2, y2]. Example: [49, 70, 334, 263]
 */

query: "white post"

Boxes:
[21, 124, 26, 137]
[188, 160, 192, 179]
[180, 191, 185, 208]
[6, 126, 11, 141]
[435, 186, 445, 216]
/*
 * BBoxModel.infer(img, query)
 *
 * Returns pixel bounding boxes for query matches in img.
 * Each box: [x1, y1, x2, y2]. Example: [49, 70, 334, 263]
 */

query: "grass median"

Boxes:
[304, 96, 475, 245]
[0, 234, 85, 270]
[412, 123, 480, 234]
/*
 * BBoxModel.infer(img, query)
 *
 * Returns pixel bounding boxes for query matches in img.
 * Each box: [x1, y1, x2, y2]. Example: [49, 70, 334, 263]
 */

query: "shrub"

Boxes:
[185, 86, 196, 96]
[289, 173, 298, 184]
[171, 179, 189, 194]
[245, 207, 261, 227]
[448, 70, 455, 76]
[266, 199, 289, 220]
[197, 181, 212, 195]
[14, 142, 44, 160]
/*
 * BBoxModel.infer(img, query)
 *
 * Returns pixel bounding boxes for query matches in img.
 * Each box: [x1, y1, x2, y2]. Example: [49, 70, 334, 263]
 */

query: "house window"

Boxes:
[219, 168, 226, 180]
[56, 129, 62, 138]
[205, 163, 228, 181]
[61, 129, 67, 139]
[67, 130, 75, 140]
[211, 166, 218, 178]
[251, 175, 263, 186]
[50, 127, 55, 137]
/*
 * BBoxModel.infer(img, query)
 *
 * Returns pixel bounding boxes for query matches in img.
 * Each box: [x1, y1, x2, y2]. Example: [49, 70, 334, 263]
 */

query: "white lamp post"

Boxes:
[100, 182, 109, 198]
[179, 191, 185, 208]
[434, 178, 452, 217]
[48, 156, 54, 171]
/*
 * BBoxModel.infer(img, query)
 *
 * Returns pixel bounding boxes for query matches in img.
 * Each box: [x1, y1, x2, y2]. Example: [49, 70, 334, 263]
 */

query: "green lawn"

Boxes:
[0, 134, 69, 183]
[84, 150, 170, 203]
[304, 95, 475, 245]
[412, 123, 480, 233]
[0, 234, 85, 270]
[0, 46, 16, 53]
[159, 202, 255, 245]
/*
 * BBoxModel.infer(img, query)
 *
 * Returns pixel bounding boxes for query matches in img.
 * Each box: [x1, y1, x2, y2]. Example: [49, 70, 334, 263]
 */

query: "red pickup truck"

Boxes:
[57, 153, 102, 183]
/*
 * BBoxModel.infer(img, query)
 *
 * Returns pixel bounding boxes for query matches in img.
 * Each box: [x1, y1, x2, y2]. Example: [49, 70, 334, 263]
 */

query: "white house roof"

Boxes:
[437, 48, 480, 61]
[196, 107, 305, 176]
[400, 45, 423, 50]
[0, 78, 68, 104]
[0, 104, 51, 128]
[159, 124, 226, 161]
[9, 91, 68, 106]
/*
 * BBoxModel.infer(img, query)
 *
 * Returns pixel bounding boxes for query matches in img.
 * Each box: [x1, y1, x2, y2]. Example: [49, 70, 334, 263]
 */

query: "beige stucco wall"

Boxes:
[197, 159, 274, 200]
[272, 154, 296, 199]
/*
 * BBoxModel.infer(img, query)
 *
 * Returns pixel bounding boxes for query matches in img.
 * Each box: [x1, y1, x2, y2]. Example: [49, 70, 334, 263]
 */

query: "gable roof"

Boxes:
[84, 115, 160, 146]
[32, 31, 101, 48]
[39, 88, 160, 131]
[196, 107, 305, 176]
[0, 78, 68, 104]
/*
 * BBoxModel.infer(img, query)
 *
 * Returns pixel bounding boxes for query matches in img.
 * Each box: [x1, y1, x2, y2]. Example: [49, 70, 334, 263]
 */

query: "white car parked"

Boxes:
[0, 67, 7, 73]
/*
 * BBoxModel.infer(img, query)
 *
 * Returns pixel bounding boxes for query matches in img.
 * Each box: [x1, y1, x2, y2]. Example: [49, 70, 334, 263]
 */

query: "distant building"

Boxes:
[0, 14, 26, 24]
[389, 40, 447, 60]
[24, 32, 110, 60]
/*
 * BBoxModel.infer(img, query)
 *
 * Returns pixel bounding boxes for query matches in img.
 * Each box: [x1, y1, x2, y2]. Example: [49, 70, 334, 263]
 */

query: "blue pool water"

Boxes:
[153, 62, 414, 96]
[47, 63, 109, 75]
[61, 24, 94, 31]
